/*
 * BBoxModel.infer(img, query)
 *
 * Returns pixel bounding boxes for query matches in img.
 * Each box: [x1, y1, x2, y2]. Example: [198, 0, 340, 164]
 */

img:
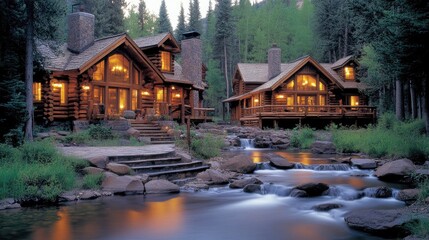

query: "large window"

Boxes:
[133, 67, 140, 85]
[108, 54, 130, 83]
[93, 61, 105, 81]
[33, 82, 42, 102]
[160, 51, 171, 72]
[350, 96, 359, 106]
[344, 67, 355, 81]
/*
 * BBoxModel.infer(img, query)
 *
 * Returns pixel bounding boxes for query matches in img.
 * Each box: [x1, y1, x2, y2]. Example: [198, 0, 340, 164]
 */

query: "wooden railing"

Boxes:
[193, 107, 215, 120]
[242, 105, 376, 118]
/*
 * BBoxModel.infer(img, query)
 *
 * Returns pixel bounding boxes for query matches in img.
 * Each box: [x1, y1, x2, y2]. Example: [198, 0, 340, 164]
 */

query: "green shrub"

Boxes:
[88, 125, 114, 140]
[377, 112, 397, 130]
[82, 173, 104, 190]
[63, 131, 91, 145]
[190, 133, 224, 159]
[406, 217, 429, 239]
[290, 126, 315, 149]
[20, 140, 58, 164]
[0, 143, 21, 165]
[0, 163, 25, 199]
[63, 156, 90, 173]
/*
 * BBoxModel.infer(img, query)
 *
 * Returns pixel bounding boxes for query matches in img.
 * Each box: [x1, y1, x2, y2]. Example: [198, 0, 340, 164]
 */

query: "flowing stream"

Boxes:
[0, 150, 407, 240]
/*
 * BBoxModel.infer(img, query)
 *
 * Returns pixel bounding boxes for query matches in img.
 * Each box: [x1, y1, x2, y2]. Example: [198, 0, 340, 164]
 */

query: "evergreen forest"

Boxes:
[0, 0, 428, 144]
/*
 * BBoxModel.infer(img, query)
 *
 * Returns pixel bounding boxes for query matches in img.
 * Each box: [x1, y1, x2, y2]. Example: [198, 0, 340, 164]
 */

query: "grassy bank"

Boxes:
[0, 141, 88, 203]
[332, 113, 429, 162]
[176, 131, 225, 159]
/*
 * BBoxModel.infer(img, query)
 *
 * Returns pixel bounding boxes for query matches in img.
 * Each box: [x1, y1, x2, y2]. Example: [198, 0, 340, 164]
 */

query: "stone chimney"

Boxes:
[67, 11, 95, 53]
[182, 31, 202, 108]
[268, 43, 281, 80]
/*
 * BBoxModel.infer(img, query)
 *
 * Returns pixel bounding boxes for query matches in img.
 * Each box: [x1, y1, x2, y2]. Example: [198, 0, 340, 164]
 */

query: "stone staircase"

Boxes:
[129, 120, 175, 144]
[108, 149, 209, 181]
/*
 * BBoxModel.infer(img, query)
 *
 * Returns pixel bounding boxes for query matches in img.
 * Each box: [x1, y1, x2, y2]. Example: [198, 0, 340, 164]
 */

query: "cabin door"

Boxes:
[297, 95, 316, 112]
[107, 88, 129, 116]
[154, 87, 167, 115]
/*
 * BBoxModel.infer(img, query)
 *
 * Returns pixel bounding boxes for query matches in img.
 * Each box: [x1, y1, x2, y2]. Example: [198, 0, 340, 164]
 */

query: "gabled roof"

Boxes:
[331, 55, 355, 69]
[224, 55, 362, 102]
[134, 32, 180, 52]
[37, 33, 165, 81]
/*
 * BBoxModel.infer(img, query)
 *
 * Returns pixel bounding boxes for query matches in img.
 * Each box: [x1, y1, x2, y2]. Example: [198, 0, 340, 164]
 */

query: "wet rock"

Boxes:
[196, 169, 230, 185]
[83, 167, 105, 175]
[344, 209, 412, 238]
[270, 136, 289, 145]
[311, 141, 336, 154]
[289, 189, 308, 197]
[145, 180, 180, 194]
[364, 186, 392, 198]
[267, 154, 295, 169]
[375, 159, 416, 182]
[295, 183, 329, 197]
[273, 143, 290, 150]
[0, 198, 21, 210]
[243, 184, 262, 194]
[229, 177, 263, 189]
[261, 183, 291, 196]
[312, 203, 343, 211]
[123, 110, 136, 119]
[351, 159, 377, 169]
[220, 154, 256, 174]
[126, 127, 140, 138]
[102, 174, 144, 194]
[396, 189, 420, 205]
[106, 163, 131, 175]
[88, 156, 108, 169]
[182, 181, 210, 192]
[79, 190, 102, 200]
[415, 169, 429, 177]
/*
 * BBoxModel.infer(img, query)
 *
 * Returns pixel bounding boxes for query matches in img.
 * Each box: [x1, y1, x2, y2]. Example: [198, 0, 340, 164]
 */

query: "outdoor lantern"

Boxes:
[82, 85, 90, 91]
[52, 83, 63, 88]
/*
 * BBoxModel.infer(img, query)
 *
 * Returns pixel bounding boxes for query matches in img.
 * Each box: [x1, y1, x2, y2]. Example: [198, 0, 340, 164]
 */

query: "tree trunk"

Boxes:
[410, 80, 417, 119]
[223, 37, 230, 115]
[423, 79, 429, 135]
[395, 78, 404, 121]
[343, 20, 348, 57]
[24, 0, 34, 142]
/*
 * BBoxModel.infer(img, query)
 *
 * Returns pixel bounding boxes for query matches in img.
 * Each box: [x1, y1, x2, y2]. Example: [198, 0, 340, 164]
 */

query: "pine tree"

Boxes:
[157, 0, 172, 33]
[188, 0, 202, 33]
[82, 0, 126, 38]
[138, 0, 147, 32]
[175, 4, 186, 42]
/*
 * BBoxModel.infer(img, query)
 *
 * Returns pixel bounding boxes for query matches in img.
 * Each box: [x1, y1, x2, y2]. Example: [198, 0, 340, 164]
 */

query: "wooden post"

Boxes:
[181, 88, 185, 124]
[186, 116, 191, 154]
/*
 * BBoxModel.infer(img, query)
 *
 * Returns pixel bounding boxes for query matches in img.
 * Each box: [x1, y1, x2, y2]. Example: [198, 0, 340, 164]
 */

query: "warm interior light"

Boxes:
[254, 99, 259, 103]
[171, 86, 175, 90]
[52, 83, 63, 88]
[174, 93, 181, 98]
[276, 95, 285, 99]
[82, 85, 90, 91]
[311, 82, 316, 87]
[142, 91, 150, 96]
[120, 105, 124, 109]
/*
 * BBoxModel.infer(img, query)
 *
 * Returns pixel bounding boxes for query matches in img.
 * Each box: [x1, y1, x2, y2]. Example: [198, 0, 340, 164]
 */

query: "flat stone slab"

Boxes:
[351, 159, 377, 169]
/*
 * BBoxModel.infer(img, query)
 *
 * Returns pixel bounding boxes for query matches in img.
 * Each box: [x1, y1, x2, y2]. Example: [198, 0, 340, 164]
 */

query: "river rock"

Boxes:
[289, 189, 308, 197]
[126, 127, 140, 138]
[145, 180, 180, 194]
[196, 169, 230, 185]
[312, 203, 343, 211]
[88, 156, 108, 168]
[106, 163, 131, 175]
[220, 154, 256, 174]
[311, 141, 336, 154]
[396, 189, 420, 205]
[351, 159, 377, 169]
[79, 190, 102, 200]
[0, 198, 21, 210]
[182, 181, 210, 192]
[344, 209, 411, 238]
[243, 184, 262, 194]
[375, 159, 416, 182]
[83, 167, 105, 175]
[229, 177, 263, 189]
[102, 174, 144, 194]
[364, 186, 392, 198]
[267, 154, 295, 169]
[295, 183, 329, 197]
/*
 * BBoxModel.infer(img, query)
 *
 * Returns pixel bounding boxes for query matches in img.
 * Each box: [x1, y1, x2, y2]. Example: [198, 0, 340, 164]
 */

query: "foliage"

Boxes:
[406, 217, 429, 239]
[157, 0, 172, 33]
[88, 125, 114, 140]
[174, 4, 186, 43]
[65, 156, 90, 173]
[82, 173, 104, 190]
[188, 0, 202, 33]
[124, 1, 158, 38]
[332, 114, 429, 160]
[0, 144, 22, 165]
[20, 140, 58, 164]
[176, 132, 224, 159]
[290, 126, 315, 149]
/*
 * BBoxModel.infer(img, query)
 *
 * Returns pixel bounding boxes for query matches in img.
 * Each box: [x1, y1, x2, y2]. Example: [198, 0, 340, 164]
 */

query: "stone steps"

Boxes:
[131, 161, 205, 174]
[129, 121, 175, 144]
[119, 156, 183, 166]
[148, 166, 210, 181]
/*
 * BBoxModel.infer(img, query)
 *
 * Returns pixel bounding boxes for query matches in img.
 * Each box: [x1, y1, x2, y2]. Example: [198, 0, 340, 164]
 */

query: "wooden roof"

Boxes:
[134, 32, 180, 52]
[331, 55, 355, 69]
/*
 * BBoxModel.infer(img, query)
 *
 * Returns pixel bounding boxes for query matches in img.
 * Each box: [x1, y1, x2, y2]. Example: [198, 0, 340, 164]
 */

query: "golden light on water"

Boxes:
[251, 151, 264, 163]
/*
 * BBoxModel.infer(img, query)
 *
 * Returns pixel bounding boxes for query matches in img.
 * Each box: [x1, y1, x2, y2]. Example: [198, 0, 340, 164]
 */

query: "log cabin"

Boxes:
[35, 11, 210, 126]
[224, 44, 376, 128]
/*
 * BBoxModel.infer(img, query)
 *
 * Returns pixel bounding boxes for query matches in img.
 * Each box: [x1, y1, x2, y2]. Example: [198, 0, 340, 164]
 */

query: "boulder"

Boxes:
[196, 169, 230, 185]
[220, 154, 256, 173]
[83, 167, 105, 175]
[351, 159, 377, 169]
[396, 189, 420, 205]
[0, 198, 21, 210]
[36, 132, 50, 139]
[273, 144, 291, 150]
[102, 174, 144, 194]
[295, 183, 329, 197]
[79, 190, 102, 200]
[183, 181, 210, 192]
[106, 163, 131, 175]
[311, 141, 336, 154]
[375, 159, 416, 182]
[59, 192, 78, 202]
[145, 180, 180, 194]
[364, 186, 392, 198]
[57, 131, 71, 136]
[229, 177, 263, 189]
[344, 209, 412, 238]
[126, 127, 140, 138]
[123, 110, 136, 119]
[243, 184, 262, 194]
[312, 203, 343, 211]
[289, 189, 308, 198]
[88, 156, 108, 169]
[267, 154, 295, 169]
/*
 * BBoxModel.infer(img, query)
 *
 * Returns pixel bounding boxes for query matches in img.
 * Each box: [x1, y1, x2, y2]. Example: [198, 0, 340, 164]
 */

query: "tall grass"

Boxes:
[332, 113, 429, 161]
[290, 126, 315, 149]
[176, 132, 225, 159]
[82, 173, 104, 190]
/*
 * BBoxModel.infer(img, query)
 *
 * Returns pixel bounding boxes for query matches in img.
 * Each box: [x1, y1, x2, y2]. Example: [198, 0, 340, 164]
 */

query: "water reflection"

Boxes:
[251, 151, 264, 163]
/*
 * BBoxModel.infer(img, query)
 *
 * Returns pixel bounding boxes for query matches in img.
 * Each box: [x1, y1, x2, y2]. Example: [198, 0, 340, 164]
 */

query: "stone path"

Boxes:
[58, 144, 175, 159]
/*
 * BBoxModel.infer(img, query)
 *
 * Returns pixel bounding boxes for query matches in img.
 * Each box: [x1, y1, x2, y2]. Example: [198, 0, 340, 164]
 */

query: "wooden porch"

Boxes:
[154, 102, 214, 123]
[239, 105, 376, 127]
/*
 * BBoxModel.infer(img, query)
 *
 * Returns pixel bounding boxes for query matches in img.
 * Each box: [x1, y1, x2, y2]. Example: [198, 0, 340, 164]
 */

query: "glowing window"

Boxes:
[156, 87, 165, 102]
[132, 90, 138, 110]
[33, 82, 42, 101]
[350, 96, 359, 106]
[286, 81, 294, 90]
[93, 61, 104, 81]
[93, 86, 104, 105]
[133, 67, 140, 85]
[344, 67, 355, 81]
[319, 95, 326, 105]
[161, 51, 171, 72]
[53, 82, 67, 105]
[319, 82, 326, 91]
[108, 54, 130, 83]
[296, 75, 317, 91]
[119, 89, 128, 113]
